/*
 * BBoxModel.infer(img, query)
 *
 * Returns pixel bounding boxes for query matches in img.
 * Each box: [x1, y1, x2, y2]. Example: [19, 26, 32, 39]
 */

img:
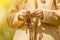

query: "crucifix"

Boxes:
[11, 0, 43, 40]
[20, 0, 43, 40]
[24, 0, 42, 40]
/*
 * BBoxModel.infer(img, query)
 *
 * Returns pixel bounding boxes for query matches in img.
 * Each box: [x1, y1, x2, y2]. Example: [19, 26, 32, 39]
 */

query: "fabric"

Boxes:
[8, 0, 60, 40]
[13, 22, 60, 40]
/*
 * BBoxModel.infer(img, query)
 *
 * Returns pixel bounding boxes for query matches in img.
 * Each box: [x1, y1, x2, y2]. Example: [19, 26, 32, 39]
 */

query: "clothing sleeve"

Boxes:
[42, 10, 60, 27]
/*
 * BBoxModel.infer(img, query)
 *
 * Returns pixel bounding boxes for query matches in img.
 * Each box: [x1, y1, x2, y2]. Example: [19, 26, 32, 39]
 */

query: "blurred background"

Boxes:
[0, 0, 60, 40]
[0, 0, 17, 40]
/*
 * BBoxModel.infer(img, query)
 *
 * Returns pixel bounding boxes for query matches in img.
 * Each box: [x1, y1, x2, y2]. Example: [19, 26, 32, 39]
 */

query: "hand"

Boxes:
[18, 10, 31, 21]
[7, 13, 15, 27]
[7, 13, 25, 28]
[18, 9, 43, 19]
[30, 9, 43, 19]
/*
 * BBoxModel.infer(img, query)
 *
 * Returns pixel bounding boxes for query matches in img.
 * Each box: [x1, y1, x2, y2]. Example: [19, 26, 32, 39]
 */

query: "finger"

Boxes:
[7, 14, 15, 27]
[9, 15, 14, 27]
[30, 11, 43, 18]
[7, 16, 11, 26]
[31, 9, 39, 14]
[19, 10, 27, 15]
[36, 12, 43, 19]
[31, 9, 42, 15]
[18, 15, 25, 21]
[30, 10, 39, 17]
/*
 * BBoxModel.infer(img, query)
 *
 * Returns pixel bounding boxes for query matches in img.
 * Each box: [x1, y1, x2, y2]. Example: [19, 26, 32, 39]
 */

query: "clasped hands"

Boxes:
[18, 9, 43, 21]
[7, 9, 43, 28]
